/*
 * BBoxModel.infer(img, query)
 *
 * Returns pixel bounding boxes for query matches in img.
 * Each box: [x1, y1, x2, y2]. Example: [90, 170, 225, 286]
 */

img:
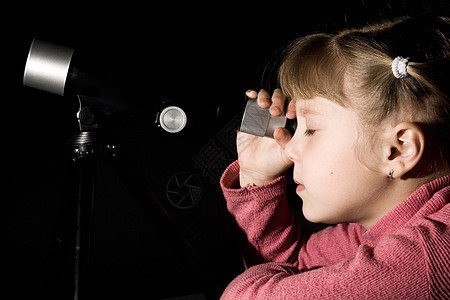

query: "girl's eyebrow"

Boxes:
[298, 107, 322, 117]
[294, 98, 328, 117]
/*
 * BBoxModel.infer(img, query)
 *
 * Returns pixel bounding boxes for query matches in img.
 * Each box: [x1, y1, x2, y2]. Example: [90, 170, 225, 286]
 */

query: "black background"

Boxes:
[4, 1, 449, 299]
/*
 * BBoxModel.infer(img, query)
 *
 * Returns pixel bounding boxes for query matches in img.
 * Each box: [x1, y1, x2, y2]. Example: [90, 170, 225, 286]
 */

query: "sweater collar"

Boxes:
[362, 175, 450, 244]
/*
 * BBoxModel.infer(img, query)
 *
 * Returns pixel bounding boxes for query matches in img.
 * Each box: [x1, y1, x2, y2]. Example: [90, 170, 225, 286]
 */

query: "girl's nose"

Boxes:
[284, 136, 295, 162]
[283, 133, 300, 163]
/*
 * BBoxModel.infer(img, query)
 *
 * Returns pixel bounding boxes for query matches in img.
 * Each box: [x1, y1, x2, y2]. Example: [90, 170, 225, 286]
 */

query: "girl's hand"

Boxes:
[237, 89, 296, 187]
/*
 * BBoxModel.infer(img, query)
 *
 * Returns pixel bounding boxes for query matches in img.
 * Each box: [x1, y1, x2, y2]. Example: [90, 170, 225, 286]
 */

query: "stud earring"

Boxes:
[388, 169, 394, 180]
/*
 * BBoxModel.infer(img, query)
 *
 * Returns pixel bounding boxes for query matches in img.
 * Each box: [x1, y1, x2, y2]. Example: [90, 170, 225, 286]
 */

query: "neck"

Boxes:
[359, 176, 429, 229]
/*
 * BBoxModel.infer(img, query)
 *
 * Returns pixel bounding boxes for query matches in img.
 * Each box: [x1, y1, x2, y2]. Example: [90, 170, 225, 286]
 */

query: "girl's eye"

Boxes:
[304, 129, 316, 136]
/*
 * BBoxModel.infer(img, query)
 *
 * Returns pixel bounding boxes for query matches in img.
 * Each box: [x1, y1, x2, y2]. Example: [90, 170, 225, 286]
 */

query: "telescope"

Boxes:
[23, 38, 187, 133]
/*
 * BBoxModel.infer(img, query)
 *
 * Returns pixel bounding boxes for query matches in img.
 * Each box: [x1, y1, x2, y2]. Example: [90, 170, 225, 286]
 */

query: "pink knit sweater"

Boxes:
[220, 161, 450, 299]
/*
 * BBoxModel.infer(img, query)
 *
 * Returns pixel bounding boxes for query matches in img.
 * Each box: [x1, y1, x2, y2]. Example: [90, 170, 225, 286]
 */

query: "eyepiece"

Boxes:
[240, 98, 297, 138]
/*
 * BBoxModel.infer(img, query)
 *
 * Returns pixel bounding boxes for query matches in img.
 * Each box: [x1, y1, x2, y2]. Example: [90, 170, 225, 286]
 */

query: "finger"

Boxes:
[274, 127, 292, 149]
[286, 99, 297, 119]
[245, 89, 258, 99]
[269, 88, 285, 116]
[257, 89, 271, 108]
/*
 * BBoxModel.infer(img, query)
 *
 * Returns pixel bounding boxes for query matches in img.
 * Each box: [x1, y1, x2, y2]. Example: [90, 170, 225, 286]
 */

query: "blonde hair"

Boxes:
[278, 16, 450, 174]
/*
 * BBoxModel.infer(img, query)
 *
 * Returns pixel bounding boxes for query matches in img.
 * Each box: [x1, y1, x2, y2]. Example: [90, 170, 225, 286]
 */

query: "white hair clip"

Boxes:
[392, 56, 410, 79]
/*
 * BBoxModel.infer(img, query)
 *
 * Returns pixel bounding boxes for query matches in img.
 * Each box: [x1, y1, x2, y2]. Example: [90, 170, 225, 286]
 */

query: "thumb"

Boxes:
[274, 127, 292, 149]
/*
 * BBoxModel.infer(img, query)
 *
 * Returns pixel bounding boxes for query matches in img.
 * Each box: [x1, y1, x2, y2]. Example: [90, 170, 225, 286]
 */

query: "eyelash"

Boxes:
[304, 129, 316, 136]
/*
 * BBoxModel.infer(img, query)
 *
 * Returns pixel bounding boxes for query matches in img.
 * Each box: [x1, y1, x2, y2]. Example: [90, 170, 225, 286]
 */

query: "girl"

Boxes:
[220, 15, 450, 299]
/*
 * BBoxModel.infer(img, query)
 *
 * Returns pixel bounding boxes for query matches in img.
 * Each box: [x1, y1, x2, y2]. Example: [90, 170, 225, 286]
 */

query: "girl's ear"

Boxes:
[384, 122, 425, 179]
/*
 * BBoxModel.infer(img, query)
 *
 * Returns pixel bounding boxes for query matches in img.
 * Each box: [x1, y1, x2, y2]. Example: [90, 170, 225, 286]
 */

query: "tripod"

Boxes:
[44, 95, 222, 299]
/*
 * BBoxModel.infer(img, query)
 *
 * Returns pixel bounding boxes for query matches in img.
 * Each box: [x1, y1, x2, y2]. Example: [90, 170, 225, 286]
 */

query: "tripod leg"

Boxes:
[44, 154, 96, 300]
[72, 156, 96, 299]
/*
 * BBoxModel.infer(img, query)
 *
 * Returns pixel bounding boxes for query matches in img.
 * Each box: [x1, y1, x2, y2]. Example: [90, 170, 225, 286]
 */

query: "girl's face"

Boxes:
[285, 97, 389, 228]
